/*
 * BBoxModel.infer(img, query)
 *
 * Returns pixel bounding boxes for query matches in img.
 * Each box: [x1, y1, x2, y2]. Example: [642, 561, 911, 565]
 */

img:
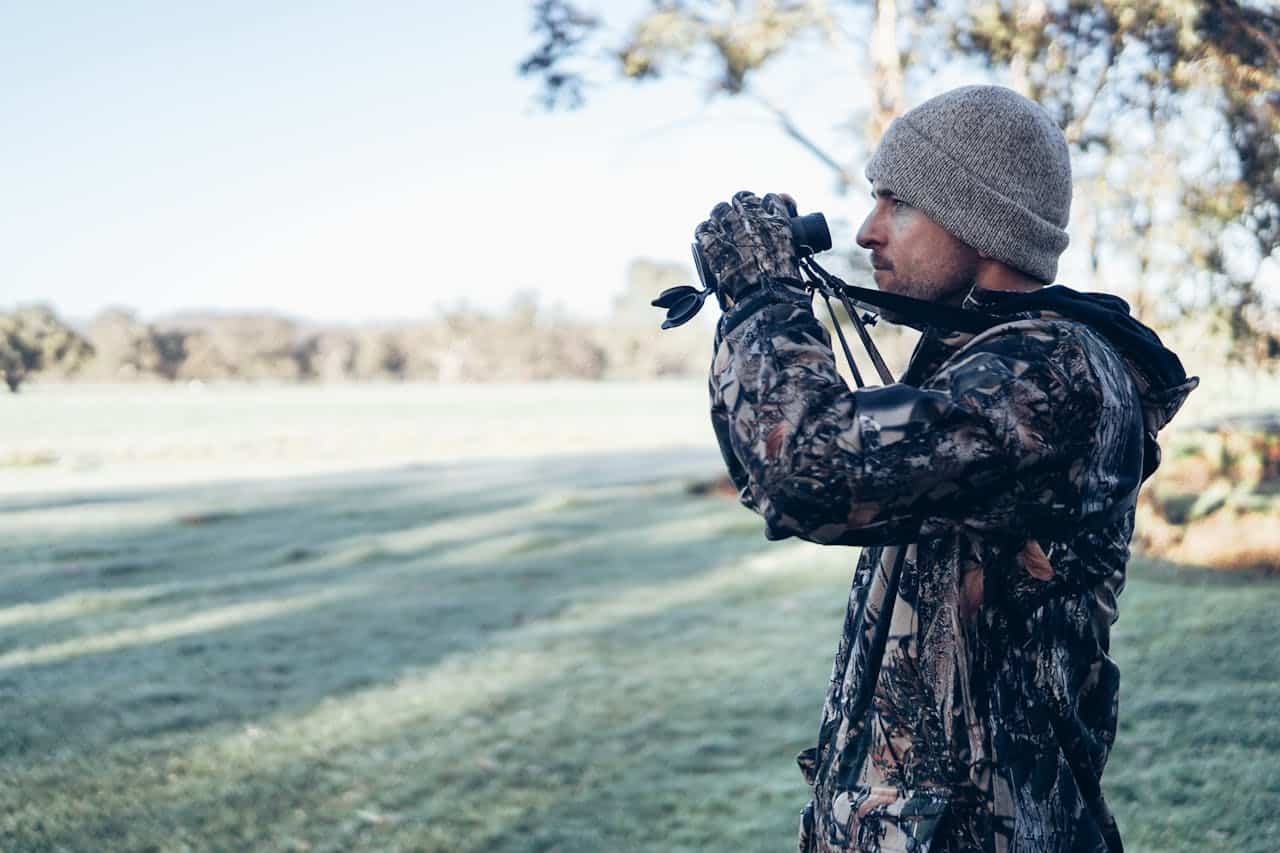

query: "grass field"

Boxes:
[1, 383, 1278, 852]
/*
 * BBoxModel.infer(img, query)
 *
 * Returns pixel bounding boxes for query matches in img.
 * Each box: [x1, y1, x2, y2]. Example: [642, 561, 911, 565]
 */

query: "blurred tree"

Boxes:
[168, 314, 308, 382]
[613, 259, 687, 323]
[0, 326, 34, 392]
[303, 331, 361, 382]
[85, 308, 185, 381]
[598, 259, 706, 378]
[352, 329, 406, 381]
[520, 0, 1280, 360]
[0, 305, 94, 392]
[456, 292, 608, 381]
[0, 299, 711, 389]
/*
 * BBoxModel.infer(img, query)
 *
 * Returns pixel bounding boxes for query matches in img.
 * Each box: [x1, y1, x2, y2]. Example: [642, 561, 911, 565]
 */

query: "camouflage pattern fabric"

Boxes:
[708, 286, 1195, 853]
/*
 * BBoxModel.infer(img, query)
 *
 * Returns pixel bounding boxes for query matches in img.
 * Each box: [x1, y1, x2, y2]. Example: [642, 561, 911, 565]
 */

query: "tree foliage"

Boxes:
[929, 0, 1280, 358]
[0, 305, 94, 392]
[0, 289, 709, 390]
[520, 0, 1280, 360]
[86, 308, 184, 381]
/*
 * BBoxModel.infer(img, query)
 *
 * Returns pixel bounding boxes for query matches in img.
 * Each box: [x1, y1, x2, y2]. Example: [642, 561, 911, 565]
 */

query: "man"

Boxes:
[697, 86, 1197, 852]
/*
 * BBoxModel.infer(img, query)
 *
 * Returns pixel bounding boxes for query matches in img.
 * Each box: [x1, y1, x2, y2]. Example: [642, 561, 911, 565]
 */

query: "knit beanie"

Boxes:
[865, 85, 1072, 284]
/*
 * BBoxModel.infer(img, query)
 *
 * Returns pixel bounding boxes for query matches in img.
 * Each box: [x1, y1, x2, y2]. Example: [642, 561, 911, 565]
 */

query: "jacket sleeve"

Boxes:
[708, 297, 1104, 546]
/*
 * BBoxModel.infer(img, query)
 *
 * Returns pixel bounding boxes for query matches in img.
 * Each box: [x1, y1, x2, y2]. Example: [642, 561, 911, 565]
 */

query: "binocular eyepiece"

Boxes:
[769, 192, 832, 257]
[653, 209, 831, 329]
[788, 212, 832, 258]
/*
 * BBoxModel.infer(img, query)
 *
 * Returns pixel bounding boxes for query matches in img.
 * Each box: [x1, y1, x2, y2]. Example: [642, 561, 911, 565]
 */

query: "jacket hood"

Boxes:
[968, 285, 1199, 478]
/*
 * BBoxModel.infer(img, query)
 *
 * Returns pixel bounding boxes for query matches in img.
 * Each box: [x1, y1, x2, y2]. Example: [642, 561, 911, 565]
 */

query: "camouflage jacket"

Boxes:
[708, 283, 1196, 853]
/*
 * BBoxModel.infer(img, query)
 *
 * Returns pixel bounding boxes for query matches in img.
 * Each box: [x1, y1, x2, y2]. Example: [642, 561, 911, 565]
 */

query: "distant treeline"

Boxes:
[10, 259, 1237, 393]
[0, 261, 710, 391]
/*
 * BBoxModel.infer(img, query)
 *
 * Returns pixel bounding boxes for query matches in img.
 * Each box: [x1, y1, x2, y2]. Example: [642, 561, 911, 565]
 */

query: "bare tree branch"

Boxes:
[745, 90, 860, 191]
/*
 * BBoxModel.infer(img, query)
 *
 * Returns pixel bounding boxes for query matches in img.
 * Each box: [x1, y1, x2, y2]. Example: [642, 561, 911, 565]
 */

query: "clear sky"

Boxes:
[2, 0, 902, 323]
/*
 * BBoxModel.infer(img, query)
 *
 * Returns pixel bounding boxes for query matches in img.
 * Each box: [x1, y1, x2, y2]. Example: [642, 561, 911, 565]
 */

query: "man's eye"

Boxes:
[893, 199, 909, 210]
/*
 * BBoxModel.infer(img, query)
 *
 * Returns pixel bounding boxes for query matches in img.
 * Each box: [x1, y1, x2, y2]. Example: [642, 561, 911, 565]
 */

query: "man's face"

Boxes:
[855, 185, 978, 304]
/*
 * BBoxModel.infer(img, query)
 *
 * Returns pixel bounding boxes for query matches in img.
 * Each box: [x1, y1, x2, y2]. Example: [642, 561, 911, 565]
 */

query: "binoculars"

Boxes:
[652, 210, 831, 330]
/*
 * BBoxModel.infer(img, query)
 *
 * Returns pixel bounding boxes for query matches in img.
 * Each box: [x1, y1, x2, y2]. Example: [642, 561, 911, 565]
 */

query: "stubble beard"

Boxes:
[881, 266, 975, 306]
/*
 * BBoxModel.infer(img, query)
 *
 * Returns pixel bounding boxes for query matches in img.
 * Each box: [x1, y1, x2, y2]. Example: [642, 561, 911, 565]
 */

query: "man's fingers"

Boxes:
[762, 192, 798, 218]
[730, 190, 765, 217]
[725, 191, 778, 249]
[694, 217, 727, 251]
[694, 218, 738, 271]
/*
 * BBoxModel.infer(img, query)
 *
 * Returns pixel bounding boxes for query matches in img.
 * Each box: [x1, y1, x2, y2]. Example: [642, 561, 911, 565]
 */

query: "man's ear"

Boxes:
[976, 249, 994, 260]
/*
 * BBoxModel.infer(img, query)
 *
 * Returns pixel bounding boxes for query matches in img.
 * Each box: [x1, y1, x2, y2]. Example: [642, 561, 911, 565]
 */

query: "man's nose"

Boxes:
[856, 209, 882, 250]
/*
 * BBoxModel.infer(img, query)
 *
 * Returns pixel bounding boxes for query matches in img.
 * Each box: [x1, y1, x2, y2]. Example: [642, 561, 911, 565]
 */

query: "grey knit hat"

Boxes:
[865, 85, 1072, 283]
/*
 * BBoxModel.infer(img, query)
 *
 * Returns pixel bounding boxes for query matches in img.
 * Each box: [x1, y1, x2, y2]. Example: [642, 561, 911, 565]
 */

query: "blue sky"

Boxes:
[2, 0, 889, 323]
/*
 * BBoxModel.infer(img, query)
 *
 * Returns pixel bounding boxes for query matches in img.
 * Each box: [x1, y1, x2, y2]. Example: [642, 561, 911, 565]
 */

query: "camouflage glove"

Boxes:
[694, 190, 807, 311]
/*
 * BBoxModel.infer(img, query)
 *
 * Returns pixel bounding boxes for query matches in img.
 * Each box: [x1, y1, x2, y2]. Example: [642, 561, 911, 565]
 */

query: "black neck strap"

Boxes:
[833, 283, 998, 334]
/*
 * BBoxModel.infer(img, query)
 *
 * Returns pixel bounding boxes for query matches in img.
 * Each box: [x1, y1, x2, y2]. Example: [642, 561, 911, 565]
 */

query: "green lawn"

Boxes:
[1, 448, 1278, 852]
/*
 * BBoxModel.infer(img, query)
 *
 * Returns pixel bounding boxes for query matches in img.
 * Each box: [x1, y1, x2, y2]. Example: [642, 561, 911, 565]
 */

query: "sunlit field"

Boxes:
[2, 380, 1279, 852]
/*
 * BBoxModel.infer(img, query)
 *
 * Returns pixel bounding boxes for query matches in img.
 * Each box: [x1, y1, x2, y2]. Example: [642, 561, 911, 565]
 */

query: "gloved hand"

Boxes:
[694, 190, 805, 310]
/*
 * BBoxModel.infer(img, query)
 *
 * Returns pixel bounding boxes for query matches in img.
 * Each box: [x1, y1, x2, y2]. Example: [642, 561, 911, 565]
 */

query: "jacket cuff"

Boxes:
[717, 277, 811, 340]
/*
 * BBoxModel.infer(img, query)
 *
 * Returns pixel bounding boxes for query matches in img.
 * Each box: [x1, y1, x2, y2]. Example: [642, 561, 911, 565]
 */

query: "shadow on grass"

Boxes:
[5, 457, 1279, 852]
[0, 448, 715, 601]
[0, 447, 760, 758]
[3, 526, 836, 852]
[0, 446, 848, 851]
